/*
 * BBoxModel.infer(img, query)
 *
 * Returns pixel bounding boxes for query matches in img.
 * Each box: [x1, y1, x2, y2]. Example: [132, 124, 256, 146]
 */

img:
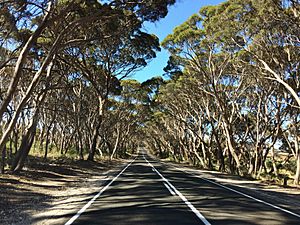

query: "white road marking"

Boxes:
[163, 182, 176, 196]
[64, 159, 135, 225]
[143, 156, 211, 225]
[176, 167, 300, 219]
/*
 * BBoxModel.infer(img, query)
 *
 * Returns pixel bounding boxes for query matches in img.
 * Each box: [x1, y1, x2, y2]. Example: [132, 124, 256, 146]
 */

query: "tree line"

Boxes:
[0, 0, 175, 173]
[1, 0, 300, 187]
[143, 0, 300, 185]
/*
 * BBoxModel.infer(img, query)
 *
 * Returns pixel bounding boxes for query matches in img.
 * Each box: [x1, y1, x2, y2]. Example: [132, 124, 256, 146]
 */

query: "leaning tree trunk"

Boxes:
[0, 55, 56, 165]
[0, 145, 6, 174]
[214, 133, 225, 172]
[44, 126, 51, 160]
[294, 154, 300, 185]
[44, 116, 55, 160]
[260, 60, 300, 108]
[110, 128, 121, 160]
[87, 97, 105, 161]
[222, 119, 241, 174]
[87, 121, 101, 161]
[10, 88, 49, 173]
[294, 137, 300, 185]
[11, 114, 39, 173]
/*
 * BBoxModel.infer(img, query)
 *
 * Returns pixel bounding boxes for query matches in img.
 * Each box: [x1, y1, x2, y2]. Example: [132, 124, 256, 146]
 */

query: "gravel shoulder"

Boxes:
[0, 157, 127, 225]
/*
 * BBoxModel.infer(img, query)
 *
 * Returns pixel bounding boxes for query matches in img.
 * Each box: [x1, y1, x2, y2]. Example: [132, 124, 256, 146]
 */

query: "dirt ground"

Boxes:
[0, 157, 124, 225]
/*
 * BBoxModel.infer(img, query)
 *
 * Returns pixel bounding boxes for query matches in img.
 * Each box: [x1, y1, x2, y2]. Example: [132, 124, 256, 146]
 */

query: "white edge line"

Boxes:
[143, 156, 211, 225]
[64, 158, 135, 225]
[177, 167, 300, 219]
[163, 182, 176, 196]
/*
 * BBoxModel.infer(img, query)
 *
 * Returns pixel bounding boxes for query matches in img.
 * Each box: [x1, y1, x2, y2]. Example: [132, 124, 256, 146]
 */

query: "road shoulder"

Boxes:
[0, 158, 129, 225]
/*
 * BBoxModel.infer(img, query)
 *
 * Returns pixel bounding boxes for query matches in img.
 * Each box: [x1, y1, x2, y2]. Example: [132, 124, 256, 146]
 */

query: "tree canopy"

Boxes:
[144, 0, 300, 185]
[1, 0, 300, 188]
[0, 0, 175, 173]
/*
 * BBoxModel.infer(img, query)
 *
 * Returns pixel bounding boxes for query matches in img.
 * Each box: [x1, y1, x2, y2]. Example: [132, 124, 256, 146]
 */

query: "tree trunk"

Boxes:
[213, 128, 225, 172]
[60, 135, 65, 155]
[270, 147, 278, 177]
[79, 133, 84, 160]
[0, 55, 56, 163]
[87, 97, 105, 161]
[257, 148, 269, 178]
[260, 60, 300, 108]
[294, 153, 300, 185]
[44, 115, 56, 160]
[222, 119, 241, 173]
[87, 122, 101, 161]
[44, 127, 51, 160]
[39, 127, 45, 150]
[11, 115, 38, 173]
[254, 146, 261, 177]
[110, 128, 121, 160]
[294, 137, 300, 185]
[0, 145, 6, 174]
[228, 150, 235, 174]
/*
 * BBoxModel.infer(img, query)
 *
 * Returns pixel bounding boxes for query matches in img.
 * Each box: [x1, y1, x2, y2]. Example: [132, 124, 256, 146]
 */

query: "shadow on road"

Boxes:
[57, 155, 300, 225]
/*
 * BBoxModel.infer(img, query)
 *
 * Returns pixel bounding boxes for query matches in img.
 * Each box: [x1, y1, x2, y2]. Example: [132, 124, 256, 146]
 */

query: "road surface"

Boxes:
[62, 152, 300, 225]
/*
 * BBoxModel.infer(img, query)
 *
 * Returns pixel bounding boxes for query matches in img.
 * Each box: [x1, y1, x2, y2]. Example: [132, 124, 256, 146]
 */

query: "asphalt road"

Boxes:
[63, 152, 300, 225]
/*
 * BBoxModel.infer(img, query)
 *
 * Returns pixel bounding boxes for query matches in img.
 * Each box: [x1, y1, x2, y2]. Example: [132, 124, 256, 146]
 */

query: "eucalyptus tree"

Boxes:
[0, 0, 103, 166]
[61, 10, 161, 161]
[144, 0, 300, 182]
[161, 12, 252, 174]
[11, 55, 60, 173]
[199, 0, 300, 182]
[0, 0, 75, 120]
[0, 0, 177, 171]
[116, 79, 151, 157]
[199, 0, 300, 105]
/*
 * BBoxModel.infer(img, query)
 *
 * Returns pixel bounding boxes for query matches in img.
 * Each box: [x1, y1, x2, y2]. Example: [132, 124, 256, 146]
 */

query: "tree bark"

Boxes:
[222, 119, 241, 173]
[87, 121, 101, 161]
[44, 116, 56, 160]
[294, 154, 300, 185]
[110, 128, 121, 160]
[0, 145, 6, 174]
[11, 113, 39, 173]
[78, 133, 84, 160]
[44, 127, 51, 160]
[294, 137, 300, 185]
[270, 147, 278, 177]
[260, 60, 300, 108]
[87, 97, 106, 161]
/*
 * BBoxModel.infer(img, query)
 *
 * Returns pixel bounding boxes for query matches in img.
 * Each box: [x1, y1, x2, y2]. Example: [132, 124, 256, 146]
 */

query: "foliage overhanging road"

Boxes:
[62, 152, 300, 225]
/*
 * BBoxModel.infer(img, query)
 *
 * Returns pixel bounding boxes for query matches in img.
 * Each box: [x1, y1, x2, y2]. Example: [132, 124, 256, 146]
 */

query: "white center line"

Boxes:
[143, 156, 211, 225]
[64, 158, 135, 225]
[163, 182, 176, 196]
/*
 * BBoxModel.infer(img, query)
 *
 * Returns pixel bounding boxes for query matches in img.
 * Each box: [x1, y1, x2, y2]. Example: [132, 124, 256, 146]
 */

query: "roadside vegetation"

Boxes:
[1, 0, 300, 189]
[0, 0, 175, 174]
[143, 0, 300, 186]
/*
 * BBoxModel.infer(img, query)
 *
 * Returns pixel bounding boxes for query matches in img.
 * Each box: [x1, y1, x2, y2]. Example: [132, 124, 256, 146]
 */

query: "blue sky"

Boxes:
[131, 0, 224, 82]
